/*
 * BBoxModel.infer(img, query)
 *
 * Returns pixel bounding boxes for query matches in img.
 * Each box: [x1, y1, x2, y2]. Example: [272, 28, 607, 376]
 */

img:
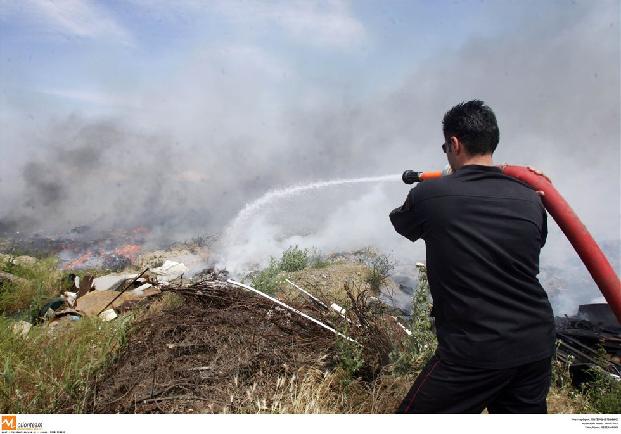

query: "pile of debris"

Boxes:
[555, 303, 621, 386]
[76, 272, 407, 413]
[86, 278, 340, 413]
[16, 260, 194, 332]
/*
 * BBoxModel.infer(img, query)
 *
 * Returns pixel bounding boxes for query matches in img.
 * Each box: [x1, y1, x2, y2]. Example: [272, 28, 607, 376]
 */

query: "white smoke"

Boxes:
[0, 1, 618, 316]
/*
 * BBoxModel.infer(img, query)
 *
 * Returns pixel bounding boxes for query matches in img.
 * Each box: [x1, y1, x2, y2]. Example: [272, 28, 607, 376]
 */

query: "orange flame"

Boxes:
[115, 244, 141, 260]
[64, 250, 95, 270]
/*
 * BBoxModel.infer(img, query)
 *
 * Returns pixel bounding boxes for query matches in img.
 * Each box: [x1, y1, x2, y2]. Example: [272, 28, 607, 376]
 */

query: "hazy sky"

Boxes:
[0, 0, 619, 314]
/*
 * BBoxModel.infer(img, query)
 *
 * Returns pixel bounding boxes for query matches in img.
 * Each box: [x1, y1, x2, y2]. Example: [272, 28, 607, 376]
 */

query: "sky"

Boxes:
[0, 0, 619, 315]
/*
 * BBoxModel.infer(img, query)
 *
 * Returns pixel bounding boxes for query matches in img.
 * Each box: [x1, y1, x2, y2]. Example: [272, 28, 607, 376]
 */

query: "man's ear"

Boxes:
[450, 136, 460, 154]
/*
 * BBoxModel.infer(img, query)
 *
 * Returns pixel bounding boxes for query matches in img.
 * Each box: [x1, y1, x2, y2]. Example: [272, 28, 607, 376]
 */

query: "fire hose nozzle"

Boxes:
[402, 170, 444, 184]
[402, 170, 421, 184]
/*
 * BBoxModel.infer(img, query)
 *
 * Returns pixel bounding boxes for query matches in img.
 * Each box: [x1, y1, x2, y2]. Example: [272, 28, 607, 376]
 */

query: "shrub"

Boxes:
[389, 267, 436, 374]
[364, 254, 394, 291]
[579, 348, 621, 414]
[249, 259, 282, 295]
[335, 333, 364, 387]
[279, 246, 309, 272]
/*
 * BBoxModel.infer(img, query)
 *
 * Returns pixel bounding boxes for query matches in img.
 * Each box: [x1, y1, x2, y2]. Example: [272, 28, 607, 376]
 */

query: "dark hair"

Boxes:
[442, 100, 499, 155]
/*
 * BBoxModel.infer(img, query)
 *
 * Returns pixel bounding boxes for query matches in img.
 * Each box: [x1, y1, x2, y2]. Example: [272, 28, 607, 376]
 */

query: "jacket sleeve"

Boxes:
[389, 188, 425, 242]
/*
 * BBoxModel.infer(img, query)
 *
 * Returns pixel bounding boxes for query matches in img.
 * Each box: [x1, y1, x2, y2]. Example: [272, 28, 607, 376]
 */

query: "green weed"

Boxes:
[0, 314, 131, 413]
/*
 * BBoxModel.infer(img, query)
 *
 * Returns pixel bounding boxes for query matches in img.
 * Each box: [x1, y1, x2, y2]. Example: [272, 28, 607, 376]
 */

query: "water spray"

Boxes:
[221, 174, 401, 248]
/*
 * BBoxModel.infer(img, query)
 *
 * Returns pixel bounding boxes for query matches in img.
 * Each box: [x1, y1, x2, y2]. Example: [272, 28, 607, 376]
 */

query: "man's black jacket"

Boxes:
[390, 164, 555, 369]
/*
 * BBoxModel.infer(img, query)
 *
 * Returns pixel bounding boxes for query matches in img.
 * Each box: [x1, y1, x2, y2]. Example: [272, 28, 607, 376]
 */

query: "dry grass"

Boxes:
[547, 386, 592, 413]
[230, 367, 414, 414]
[280, 262, 376, 306]
[144, 291, 184, 316]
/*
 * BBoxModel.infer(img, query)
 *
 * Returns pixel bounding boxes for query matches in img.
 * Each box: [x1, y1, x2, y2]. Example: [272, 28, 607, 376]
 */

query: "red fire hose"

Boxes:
[408, 165, 621, 322]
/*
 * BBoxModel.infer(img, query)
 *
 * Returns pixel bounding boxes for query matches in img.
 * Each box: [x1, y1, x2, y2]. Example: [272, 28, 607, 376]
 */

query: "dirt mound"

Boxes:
[88, 280, 339, 413]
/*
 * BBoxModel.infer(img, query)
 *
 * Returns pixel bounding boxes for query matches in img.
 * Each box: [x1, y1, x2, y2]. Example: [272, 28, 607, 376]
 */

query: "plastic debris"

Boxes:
[330, 302, 346, 316]
[38, 297, 65, 319]
[392, 316, 412, 336]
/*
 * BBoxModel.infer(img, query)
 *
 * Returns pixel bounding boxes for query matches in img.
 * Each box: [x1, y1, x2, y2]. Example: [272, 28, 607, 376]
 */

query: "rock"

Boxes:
[99, 309, 118, 322]
[43, 308, 56, 321]
[0, 254, 37, 267]
[13, 255, 37, 266]
[11, 320, 32, 337]
[0, 271, 29, 286]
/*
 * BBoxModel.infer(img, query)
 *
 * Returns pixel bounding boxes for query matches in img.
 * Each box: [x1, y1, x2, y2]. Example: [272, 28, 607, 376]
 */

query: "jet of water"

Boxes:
[221, 174, 402, 248]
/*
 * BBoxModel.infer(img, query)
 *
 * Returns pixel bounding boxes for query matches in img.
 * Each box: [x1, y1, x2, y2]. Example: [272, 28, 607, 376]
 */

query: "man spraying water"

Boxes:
[390, 100, 555, 413]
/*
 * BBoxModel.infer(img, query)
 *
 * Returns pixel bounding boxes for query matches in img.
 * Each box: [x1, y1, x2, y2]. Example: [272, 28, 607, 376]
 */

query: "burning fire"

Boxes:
[59, 227, 148, 271]
[115, 244, 141, 260]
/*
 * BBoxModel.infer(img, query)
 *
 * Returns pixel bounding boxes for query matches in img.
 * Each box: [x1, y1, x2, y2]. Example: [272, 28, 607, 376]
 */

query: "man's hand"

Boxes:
[526, 166, 551, 183]
[499, 164, 550, 197]
[526, 166, 551, 197]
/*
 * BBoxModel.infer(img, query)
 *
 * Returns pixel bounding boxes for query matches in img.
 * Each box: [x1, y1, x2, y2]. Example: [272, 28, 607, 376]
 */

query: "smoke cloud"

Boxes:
[0, 0, 618, 315]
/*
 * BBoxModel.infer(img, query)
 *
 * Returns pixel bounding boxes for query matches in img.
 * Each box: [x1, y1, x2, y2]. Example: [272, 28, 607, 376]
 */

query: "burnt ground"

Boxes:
[85, 280, 342, 413]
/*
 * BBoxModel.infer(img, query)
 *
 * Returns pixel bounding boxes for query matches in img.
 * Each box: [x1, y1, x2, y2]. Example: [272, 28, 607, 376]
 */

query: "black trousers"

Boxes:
[396, 353, 552, 414]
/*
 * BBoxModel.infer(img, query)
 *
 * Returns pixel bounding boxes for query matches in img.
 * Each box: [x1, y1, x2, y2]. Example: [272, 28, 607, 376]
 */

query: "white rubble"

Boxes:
[151, 260, 189, 283]
[138, 248, 209, 277]
[130, 283, 153, 296]
[63, 291, 77, 307]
